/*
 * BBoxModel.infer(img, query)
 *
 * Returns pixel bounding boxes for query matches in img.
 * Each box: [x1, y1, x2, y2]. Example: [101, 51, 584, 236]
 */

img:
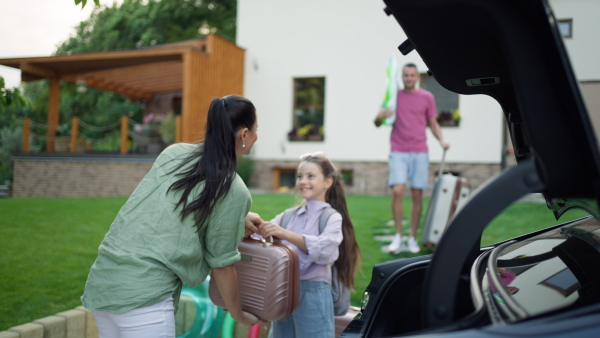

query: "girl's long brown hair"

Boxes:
[302, 155, 362, 290]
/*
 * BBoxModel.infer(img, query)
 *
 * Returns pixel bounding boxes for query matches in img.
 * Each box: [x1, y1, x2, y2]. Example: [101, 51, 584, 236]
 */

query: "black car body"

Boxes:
[343, 0, 600, 337]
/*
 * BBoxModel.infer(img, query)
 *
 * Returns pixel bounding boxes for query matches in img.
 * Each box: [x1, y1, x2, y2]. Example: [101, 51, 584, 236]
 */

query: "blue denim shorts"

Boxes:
[268, 280, 334, 338]
[388, 152, 429, 189]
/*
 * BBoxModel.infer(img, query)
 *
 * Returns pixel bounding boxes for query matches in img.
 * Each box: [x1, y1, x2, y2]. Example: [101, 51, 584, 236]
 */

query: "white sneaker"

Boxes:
[407, 237, 420, 253]
[388, 234, 403, 254]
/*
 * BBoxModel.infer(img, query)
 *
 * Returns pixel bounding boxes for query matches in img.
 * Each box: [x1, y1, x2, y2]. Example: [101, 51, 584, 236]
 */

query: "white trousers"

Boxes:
[92, 297, 175, 338]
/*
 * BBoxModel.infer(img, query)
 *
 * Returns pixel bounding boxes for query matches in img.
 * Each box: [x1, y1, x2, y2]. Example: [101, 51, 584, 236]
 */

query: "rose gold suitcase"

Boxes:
[208, 237, 300, 321]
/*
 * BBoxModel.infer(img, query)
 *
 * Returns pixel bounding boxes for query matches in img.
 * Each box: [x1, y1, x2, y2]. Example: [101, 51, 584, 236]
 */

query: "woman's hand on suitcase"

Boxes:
[244, 212, 263, 237]
[237, 311, 268, 329]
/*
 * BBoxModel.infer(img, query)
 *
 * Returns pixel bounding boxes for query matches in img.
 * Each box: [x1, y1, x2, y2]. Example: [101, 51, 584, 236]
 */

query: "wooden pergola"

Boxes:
[0, 34, 244, 152]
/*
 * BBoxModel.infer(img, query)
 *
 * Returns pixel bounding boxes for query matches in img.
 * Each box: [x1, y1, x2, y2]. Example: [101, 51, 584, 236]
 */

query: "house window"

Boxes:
[289, 77, 325, 141]
[341, 169, 354, 187]
[557, 19, 573, 38]
[420, 73, 461, 127]
[272, 168, 296, 192]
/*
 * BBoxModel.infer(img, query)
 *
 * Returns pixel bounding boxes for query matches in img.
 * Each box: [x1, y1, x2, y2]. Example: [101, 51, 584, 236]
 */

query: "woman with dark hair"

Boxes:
[82, 95, 263, 338]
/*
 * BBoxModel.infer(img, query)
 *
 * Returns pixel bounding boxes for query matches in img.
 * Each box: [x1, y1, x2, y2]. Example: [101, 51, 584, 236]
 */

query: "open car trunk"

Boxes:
[344, 0, 600, 336]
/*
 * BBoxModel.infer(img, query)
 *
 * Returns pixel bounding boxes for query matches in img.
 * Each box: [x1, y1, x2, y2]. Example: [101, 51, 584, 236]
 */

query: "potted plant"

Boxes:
[287, 124, 324, 141]
[437, 109, 461, 126]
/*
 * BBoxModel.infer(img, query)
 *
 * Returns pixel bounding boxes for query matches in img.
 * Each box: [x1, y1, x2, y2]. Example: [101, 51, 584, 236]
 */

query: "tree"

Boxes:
[1, 76, 30, 132]
[0, 77, 33, 183]
[0, 77, 28, 111]
[61, 0, 237, 54]
[75, 0, 100, 9]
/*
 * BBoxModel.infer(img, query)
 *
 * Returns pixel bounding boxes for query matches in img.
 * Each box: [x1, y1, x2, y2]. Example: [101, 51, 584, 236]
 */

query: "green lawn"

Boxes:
[0, 194, 589, 330]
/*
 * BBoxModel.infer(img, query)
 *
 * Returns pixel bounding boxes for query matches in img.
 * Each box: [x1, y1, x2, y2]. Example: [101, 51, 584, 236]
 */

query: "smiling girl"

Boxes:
[258, 152, 361, 338]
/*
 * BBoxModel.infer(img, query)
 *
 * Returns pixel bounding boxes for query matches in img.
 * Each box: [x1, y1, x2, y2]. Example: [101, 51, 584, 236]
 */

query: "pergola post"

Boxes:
[22, 117, 30, 153]
[121, 116, 128, 154]
[46, 77, 60, 152]
[70, 116, 79, 153]
[181, 35, 244, 143]
[182, 50, 206, 143]
[176, 115, 182, 143]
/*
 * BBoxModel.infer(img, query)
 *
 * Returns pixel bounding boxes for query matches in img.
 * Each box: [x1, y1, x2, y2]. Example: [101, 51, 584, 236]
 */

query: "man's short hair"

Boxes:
[404, 63, 418, 71]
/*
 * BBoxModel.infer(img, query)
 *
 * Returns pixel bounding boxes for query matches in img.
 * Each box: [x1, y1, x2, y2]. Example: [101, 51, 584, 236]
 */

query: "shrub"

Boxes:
[0, 126, 39, 182]
[237, 155, 255, 186]
[159, 112, 177, 144]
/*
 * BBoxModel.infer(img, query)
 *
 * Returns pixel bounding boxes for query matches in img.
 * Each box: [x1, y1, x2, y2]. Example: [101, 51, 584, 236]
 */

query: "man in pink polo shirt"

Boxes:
[374, 63, 450, 254]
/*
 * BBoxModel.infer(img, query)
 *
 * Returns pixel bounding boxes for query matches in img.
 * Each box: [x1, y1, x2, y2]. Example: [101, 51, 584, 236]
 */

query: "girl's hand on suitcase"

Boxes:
[260, 221, 308, 252]
[259, 221, 285, 239]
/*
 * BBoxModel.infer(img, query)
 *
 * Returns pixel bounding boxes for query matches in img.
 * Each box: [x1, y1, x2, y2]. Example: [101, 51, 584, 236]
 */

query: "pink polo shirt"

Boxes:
[390, 88, 438, 153]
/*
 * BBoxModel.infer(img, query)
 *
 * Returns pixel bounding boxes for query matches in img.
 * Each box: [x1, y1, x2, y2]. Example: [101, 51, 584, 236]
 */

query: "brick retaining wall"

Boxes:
[12, 154, 156, 198]
[11, 154, 517, 198]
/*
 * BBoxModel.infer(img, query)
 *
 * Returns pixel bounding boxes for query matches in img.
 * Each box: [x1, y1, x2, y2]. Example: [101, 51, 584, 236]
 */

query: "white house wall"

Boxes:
[237, 0, 598, 166]
[550, 0, 600, 142]
[550, 0, 600, 81]
[237, 0, 503, 165]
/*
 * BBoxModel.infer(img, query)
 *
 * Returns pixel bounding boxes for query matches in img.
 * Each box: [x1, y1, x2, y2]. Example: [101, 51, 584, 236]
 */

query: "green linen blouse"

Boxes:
[81, 142, 251, 313]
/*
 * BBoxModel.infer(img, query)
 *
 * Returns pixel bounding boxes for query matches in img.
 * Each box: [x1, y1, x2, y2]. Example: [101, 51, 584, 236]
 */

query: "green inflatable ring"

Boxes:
[176, 280, 225, 338]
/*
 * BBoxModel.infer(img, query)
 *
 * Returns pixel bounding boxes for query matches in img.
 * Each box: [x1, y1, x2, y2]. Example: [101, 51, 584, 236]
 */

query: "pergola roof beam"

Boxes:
[20, 62, 57, 78]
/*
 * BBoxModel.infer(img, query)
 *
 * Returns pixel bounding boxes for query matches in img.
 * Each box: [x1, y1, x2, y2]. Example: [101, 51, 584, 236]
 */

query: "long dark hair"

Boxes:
[301, 155, 362, 290]
[168, 95, 256, 232]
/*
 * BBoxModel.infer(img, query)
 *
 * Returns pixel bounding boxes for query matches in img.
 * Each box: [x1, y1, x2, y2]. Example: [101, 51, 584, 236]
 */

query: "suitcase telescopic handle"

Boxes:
[437, 149, 447, 178]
